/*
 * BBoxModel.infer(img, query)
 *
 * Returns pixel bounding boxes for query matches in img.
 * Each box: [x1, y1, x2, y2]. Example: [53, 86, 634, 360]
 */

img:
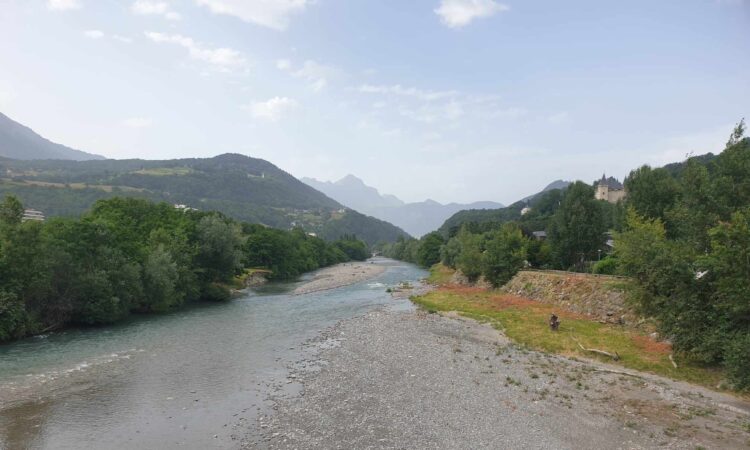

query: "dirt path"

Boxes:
[246, 308, 750, 449]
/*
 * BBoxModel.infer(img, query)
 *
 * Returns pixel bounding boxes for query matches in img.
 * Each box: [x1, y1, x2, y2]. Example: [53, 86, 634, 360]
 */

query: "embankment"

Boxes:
[501, 270, 639, 326]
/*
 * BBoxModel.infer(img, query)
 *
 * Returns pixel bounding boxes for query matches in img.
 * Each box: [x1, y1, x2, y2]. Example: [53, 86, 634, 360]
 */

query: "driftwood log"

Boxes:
[572, 337, 620, 361]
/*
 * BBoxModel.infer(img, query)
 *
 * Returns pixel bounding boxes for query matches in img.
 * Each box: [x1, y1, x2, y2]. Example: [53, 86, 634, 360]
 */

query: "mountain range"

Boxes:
[0, 112, 407, 245]
[302, 175, 504, 237]
[0, 112, 105, 160]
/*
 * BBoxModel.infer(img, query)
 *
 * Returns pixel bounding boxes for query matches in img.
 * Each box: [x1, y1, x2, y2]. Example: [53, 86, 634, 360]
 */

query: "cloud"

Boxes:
[275, 59, 291, 70]
[434, 0, 509, 28]
[246, 97, 298, 121]
[83, 30, 104, 39]
[358, 84, 457, 101]
[122, 117, 154, 128]
[278, 59, 341, 92]
[47, 0, 82, 11]
[195, 0, 310, 30]
[132, 1, 181, 20]
[145, 32, 246, 70]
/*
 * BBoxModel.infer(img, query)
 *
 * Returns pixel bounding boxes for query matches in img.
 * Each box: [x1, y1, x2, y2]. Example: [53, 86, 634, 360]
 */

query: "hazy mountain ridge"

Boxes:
[0, 112, 105, 161]
[0, 153, 409, 245]
[303, 174, 503, 237]
[437, 179, 572, 235]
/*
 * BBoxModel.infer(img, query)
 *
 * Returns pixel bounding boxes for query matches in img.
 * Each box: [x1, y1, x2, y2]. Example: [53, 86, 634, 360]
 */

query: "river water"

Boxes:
[0, 258, 426, 449]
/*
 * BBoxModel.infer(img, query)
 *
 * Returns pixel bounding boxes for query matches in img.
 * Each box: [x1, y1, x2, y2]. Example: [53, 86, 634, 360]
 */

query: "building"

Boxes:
[520, 206, 531, 216]
[22, 209, 45, 222]
[595, 174, 626, 203]
[532, 231, 547, 240]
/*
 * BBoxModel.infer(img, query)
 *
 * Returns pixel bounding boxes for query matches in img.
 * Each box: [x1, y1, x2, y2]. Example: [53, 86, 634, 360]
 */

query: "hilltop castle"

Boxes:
[595, 174, 626, 203]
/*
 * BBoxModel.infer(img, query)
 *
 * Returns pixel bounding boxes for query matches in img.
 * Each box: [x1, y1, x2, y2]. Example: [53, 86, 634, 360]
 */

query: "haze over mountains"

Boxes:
[0, 112, 408, 245]
[302, 175, 504, 237]
[0, 112, 104, 161]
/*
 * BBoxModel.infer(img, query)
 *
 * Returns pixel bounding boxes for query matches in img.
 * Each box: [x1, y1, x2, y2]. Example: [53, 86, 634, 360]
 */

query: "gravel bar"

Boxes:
[246, 307, 750, 449]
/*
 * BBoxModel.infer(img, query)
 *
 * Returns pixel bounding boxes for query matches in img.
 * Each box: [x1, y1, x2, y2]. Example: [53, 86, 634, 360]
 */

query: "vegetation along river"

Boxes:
[0, 258, 427, 449]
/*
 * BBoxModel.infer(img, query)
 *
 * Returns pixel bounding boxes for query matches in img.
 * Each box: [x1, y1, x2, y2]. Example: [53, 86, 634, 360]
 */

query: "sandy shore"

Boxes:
[292, 261, 387, 295]
[249, 307, 750, 449]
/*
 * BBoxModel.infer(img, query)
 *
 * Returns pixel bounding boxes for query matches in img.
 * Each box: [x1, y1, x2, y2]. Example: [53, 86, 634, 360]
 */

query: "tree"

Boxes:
[548, 181, 606, 270]
[481, 224, 528, 287]
[0, 195, 23, 226]
[726, 118, 745, 148]
[455, 229, 483, 282]
[417, 232, 444, 267]
[624, 165, 680, 222]
[196, 215, 243, 282]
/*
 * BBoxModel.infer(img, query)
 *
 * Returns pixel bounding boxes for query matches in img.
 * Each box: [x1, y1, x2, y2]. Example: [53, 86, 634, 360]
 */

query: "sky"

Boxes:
[0, 0, 748, 205]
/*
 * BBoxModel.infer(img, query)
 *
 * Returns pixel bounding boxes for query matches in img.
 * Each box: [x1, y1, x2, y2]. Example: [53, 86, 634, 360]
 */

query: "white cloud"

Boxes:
[47, 0, 82, 11]
[358, 84, 457, 101]
[278, 59, 340, 92]
[83, 30, 104, 39]
[195, 0, 310, 30]
[122, 117, 154, 128]
[275, 59, 291, 70]
[434, 0, 509, 28]
[145, 32, 246, 70]
[132, 1, 181, 20]
[246, 97, 298, 121]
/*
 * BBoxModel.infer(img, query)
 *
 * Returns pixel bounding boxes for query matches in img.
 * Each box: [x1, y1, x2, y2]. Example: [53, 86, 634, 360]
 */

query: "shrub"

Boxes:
[592, 256, 618, 275]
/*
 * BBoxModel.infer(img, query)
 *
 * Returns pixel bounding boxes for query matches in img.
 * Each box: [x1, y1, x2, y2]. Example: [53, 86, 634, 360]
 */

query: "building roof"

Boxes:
[532, 231, 547, 238]
[598, 174, 624, 190]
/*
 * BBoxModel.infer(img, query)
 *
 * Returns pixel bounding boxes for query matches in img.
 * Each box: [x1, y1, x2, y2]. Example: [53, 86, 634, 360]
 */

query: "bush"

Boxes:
[202, 282, 231, 302]
[724, 332, 750, 390]
[592, 256, 618, 275]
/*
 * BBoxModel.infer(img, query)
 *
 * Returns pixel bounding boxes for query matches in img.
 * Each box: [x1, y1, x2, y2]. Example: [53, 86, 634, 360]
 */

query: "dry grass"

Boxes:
[414, 266, 726, 390]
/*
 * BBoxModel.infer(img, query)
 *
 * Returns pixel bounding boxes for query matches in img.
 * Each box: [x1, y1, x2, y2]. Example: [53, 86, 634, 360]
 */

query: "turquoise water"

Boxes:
[0, 258, 426, 449]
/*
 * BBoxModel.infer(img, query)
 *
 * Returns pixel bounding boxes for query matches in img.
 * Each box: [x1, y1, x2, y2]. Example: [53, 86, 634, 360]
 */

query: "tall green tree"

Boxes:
[624, 165, 680, 222]
[481, 224, 528, 287]
[548, 181, 606, 270]
[417, 232, 445, 268]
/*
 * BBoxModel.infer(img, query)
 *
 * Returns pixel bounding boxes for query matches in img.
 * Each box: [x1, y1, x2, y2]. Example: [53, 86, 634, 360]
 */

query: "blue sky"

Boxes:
[0, 0, 748, 204]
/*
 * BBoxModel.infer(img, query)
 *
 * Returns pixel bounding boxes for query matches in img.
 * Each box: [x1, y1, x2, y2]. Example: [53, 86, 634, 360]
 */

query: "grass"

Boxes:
[133, 167, 193, 176]
[413, 268, 726, 390]
[426, 263, 455, 285]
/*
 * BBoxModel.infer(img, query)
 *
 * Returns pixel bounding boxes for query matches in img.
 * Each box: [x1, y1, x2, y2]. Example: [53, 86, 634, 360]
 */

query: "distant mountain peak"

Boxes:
[302, 174, 503, 237]
[0, 112, 105, 161]
[336, 174, 366, 186]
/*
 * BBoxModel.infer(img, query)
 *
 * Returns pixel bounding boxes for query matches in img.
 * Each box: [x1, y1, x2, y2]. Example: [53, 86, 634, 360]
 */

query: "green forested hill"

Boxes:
[0, 154, 409, 245]
[437, 180, 571, 236]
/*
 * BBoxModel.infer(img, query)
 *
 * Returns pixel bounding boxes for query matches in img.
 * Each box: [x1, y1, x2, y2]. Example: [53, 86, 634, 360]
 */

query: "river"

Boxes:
[0, 258, 427, 449]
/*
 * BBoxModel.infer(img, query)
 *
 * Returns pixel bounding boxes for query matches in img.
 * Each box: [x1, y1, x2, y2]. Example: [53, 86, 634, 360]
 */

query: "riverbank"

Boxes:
[292, 261, 387, 295]
[251, 307, 750, 449]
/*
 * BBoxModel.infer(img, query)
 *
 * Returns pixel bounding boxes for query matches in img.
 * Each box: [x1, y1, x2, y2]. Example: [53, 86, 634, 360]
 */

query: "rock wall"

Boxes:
[500, 270, 638, 325]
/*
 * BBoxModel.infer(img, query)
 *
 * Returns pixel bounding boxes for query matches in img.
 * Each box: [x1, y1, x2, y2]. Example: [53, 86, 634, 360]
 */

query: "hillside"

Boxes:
[438, 180, 570, 236]
[0, 154, 409, 245]
[0, 112, 105, 160]
[303, 174, 503, 237]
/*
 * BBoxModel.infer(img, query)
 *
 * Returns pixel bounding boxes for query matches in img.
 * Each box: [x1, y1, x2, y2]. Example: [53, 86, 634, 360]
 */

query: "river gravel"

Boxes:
[293, 262, 387, 295]
[245, 307, 750, 450]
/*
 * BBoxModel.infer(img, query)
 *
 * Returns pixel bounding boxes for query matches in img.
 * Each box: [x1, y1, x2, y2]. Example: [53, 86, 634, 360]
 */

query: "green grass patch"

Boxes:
[412, 287, 725, 390]
[426, 263, 455, 285]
